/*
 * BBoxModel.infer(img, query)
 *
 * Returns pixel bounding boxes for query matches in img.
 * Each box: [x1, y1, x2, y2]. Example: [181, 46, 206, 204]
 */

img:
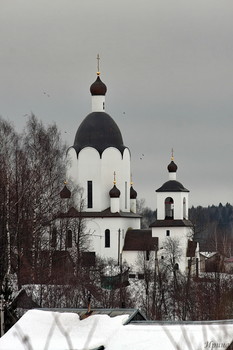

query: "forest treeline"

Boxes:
[139, 201, 233, 255]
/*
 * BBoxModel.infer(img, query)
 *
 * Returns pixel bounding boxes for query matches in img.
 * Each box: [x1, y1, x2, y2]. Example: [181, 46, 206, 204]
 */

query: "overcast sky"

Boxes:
[0, 0, 232, 209]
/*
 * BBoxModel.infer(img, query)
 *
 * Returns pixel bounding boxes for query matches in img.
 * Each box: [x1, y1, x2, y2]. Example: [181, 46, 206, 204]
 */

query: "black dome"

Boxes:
[130, 185, 137, 199]
[90, 76, 107, 96]
[73, 112, 126, 156]
[167, 160, 178, 173]
[60, 185, 71, 199]
[156, 180, 189, 193]
[109, 185, 121, 198]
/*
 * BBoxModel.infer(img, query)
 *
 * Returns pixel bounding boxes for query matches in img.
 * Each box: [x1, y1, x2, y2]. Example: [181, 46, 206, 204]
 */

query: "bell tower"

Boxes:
[150, 154, 193, 273]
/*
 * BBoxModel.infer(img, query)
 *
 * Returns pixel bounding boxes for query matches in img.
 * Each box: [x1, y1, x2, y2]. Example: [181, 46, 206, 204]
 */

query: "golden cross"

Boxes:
[113, 171, 116, 184]
[171, 148, 174, 161]
[130, 173, 133, 186]
[97, 54, 100, 74]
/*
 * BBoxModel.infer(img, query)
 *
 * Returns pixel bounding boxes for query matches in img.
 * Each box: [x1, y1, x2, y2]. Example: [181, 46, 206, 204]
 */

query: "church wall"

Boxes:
[67, 147, 131, 213]
[88, 216, 140, 261]
[51, 215, 140, 262]
[92, 95, 105, 111]
[78, 147, 102, 210]
[152, 226, 192, 272]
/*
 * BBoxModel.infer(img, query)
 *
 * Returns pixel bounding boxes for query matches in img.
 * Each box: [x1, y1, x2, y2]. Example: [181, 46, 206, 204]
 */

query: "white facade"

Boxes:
[155, 226, 192, 273]
[87, 216, 140, 260]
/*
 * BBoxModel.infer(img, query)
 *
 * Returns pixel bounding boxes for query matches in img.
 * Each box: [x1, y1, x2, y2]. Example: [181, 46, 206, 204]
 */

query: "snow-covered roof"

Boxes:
[0, 310, 128, 350]
[105, 321, 233, 350]
[1, 309, 233, 350]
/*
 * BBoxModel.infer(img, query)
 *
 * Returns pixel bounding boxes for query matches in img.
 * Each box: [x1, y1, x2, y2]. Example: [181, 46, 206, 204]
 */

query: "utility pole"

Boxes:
[0, 295, 4, 336]
[118, 229, 121, 266]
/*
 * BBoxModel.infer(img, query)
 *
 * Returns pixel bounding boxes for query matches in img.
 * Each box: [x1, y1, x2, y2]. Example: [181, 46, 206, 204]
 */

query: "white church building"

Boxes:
[59, 67, 197, 274]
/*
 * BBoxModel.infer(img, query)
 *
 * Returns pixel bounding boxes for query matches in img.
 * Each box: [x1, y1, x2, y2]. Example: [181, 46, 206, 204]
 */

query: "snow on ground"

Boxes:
[1, 309, 233, 350]
[0, 309, 129, 350]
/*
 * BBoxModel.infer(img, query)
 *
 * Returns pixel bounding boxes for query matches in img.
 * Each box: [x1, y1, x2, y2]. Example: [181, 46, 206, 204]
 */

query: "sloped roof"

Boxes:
[57, 207, 141, 219]
[123, 229, 158, 251]
[156, 180, 189, 192]
[11, 289, 40, 310]
[150, 219, 193, 228]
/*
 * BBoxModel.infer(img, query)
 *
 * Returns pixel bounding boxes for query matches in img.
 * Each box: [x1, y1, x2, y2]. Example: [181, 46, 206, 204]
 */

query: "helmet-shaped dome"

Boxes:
[90, 76, 107, 96]
[73, 112, 126, 156]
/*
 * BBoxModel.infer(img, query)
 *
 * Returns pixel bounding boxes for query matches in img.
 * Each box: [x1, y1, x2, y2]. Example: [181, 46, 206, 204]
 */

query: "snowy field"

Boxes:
[0, 309, 233, 350]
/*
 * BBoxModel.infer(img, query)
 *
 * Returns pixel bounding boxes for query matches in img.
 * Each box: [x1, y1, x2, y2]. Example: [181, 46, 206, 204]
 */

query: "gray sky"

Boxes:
[0, 0, 233, 209]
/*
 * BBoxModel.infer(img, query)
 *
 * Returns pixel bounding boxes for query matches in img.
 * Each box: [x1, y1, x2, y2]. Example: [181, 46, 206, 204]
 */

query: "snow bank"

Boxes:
[0, 309, 129, 350]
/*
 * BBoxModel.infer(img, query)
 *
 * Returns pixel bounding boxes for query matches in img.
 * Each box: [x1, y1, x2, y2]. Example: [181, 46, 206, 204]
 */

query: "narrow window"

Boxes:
[87, 181, 93, 208]
[105, 229, 110, 248]
[166, 230, 170, 237]
[196, 258, 199, 277]
[146, 251, 150, 261]
[103, 102, 105, 110]
[51, 228, 57, 248]
[66, 229, 72, 248]
[125, 181, 127, 209]
[183, 197, 186, 219]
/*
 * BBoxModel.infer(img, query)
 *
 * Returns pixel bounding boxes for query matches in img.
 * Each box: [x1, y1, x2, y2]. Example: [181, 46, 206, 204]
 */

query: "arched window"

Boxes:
[66, 229, 72, 248]
[165, 197, 174, 219]
[105, 229, 110, 248]
[51, 227, 57, 248]
[183, 197, 186, 219]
